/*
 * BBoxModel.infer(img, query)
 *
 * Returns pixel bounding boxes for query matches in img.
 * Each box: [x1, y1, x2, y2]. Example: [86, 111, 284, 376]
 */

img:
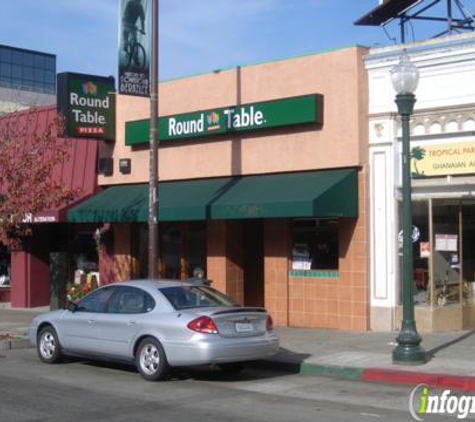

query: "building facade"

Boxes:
[69, 46, 371, 330]
[367, 33, 475, 332]
[0, 105, 100, 307]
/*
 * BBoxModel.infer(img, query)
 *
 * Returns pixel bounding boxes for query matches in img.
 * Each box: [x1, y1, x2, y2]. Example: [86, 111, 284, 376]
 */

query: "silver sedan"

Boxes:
[29, 280, 279, 381]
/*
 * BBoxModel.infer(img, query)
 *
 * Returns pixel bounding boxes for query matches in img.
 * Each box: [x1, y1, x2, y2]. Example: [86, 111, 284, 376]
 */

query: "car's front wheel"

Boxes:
[37, 325, 62, 364]
[136, 337, 169, 381]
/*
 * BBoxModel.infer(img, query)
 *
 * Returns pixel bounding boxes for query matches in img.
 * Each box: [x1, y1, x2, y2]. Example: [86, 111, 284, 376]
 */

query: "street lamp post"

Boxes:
[148, 0, 159, 280]
[391, 54, 426, 365]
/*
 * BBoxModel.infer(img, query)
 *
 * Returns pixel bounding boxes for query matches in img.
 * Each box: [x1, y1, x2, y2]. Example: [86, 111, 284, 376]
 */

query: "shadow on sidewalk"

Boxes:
[250, 347, 312, 374]
[425, 328, 475, 360]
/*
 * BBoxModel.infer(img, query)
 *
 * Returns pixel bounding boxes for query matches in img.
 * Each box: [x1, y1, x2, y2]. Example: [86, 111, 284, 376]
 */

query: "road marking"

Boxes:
[360, 412, 382, 418]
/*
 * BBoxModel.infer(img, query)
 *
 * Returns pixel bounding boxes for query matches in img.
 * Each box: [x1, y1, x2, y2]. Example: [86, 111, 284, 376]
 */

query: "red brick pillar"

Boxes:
[264, 219, 290, 326]
[207, 220, 244, 304]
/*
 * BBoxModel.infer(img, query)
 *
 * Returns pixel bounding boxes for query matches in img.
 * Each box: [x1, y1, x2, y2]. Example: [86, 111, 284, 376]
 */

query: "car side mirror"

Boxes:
[67, 301, 79, 313]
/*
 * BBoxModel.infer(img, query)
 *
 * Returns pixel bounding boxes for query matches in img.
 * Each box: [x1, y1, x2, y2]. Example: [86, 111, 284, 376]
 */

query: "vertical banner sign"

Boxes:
[118, 0, 150, 96]
[57, 72, 115, 141]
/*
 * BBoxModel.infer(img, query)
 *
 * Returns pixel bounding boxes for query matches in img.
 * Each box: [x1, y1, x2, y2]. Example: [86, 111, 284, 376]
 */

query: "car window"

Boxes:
[77, 287, 115, 313]
[108, 286, 155, 314]
[160, 286, 239, 310]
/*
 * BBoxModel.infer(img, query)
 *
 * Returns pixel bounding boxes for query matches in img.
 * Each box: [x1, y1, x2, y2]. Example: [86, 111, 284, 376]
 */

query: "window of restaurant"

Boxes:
[132, 222, 207, 280]
[292, 218, 339, 271]
[160, 222, 207, 280]
[406, 199, 475, 307]
[69, 228, 99, 285]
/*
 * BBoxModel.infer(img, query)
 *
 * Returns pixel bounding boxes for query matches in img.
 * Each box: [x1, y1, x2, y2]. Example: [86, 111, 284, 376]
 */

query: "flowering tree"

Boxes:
[0, 109, 80, 248]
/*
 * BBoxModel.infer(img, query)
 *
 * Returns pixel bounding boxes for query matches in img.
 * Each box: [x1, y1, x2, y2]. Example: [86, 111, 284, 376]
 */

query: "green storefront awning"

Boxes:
[67, 168, 358, 223]
[210, 168, 358, 219]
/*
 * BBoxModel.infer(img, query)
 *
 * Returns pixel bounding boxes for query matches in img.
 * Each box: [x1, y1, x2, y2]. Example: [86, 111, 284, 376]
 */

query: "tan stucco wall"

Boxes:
[99, 45, 369, 185]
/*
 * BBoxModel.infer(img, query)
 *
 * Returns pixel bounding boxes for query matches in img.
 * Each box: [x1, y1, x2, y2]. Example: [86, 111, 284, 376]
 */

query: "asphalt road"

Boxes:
[0, 349, 454, 422]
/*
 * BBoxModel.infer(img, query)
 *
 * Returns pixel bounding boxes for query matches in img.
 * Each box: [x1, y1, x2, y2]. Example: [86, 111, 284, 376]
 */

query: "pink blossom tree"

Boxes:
[0, 109, 80, 248]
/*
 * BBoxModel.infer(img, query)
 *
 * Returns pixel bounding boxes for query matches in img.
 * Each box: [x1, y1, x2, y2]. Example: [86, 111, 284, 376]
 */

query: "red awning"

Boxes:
[1, 105, 100, 223]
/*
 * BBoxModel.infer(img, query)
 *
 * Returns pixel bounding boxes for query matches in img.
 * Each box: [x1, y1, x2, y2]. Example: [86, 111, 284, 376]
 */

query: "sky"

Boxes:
[1, 0, 475, 81]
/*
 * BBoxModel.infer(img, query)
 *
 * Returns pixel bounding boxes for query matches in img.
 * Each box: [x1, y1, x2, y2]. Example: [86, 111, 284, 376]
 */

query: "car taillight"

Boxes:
[187, 316, 219, 334]
[266, 315, 274, 332]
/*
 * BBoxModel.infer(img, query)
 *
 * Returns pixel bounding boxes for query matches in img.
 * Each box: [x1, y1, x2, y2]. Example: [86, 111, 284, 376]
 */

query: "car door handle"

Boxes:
[87, 319, 96, 324]
[127, 321, 137, 326]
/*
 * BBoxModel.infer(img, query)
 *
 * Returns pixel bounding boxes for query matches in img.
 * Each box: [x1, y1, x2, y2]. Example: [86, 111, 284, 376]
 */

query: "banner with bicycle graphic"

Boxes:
[119, 0, 150, 97]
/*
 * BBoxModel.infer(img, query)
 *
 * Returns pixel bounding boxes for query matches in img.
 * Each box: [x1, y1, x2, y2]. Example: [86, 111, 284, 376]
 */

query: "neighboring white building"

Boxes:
[366, 32, 475, 332]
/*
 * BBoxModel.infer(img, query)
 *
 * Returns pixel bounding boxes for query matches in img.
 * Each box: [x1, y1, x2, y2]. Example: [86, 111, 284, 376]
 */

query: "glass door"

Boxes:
[462, 204, 475, 304]
[431, 200, 461, 306]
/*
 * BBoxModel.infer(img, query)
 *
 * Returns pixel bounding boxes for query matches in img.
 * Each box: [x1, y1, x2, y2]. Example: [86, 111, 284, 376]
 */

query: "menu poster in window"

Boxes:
[435, 234, 458, 252]
[292, 243, 312, 270]
[420, 242, 430, 258]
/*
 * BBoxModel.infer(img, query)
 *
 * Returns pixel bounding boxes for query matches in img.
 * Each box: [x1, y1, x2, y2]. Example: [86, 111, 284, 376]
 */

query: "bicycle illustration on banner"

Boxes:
[119, 0, 150, 97]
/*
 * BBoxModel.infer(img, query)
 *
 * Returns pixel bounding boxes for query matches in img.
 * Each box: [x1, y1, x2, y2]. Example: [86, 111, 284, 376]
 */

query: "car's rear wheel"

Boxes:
[136, 337, 169, 381]
[37, 325, 62, 364]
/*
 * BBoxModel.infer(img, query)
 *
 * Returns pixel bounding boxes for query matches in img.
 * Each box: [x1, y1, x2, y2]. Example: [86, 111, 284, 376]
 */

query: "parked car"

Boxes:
[29, 280, 279, 381]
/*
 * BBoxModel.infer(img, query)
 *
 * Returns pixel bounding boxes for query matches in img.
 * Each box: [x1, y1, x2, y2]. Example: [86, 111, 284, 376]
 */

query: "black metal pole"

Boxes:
[393, 93, 426, 365]
[148, 0, 159, 279]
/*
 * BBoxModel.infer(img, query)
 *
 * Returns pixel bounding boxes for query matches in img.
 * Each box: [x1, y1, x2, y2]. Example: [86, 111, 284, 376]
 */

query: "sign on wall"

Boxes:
[57, 73, 115, 141]
[125, 94, 324, 146]
[118, 0, 150, 97]
[411, 141, 475, 178]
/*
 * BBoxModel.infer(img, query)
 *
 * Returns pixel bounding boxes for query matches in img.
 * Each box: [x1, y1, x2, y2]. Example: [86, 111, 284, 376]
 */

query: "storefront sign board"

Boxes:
[411, 141, 475, 178]
[57, 72, 115, 141]
[125, 94, 324, 146]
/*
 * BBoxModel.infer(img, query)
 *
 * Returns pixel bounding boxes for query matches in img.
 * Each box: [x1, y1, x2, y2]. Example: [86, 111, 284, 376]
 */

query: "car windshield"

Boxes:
[160, 285, 239, 310]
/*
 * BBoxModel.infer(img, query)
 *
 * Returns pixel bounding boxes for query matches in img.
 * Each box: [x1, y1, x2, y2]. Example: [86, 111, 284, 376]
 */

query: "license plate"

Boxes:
[235, 322, 253, 333]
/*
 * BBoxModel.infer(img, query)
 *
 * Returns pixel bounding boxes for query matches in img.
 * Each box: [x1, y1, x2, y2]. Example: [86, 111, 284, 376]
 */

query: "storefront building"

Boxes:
[69, 46, 370, 330]
[367, 33, 475, 332]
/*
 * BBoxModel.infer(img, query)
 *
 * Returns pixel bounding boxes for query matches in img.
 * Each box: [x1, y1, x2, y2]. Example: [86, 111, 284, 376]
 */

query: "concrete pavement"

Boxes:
[1, 348, 440, 422]
[2, 304, 475, 391]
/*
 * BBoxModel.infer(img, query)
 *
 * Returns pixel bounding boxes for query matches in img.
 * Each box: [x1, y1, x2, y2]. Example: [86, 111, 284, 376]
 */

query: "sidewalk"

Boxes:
[2, 305, 475, 391]
[267, 327, 475, 391]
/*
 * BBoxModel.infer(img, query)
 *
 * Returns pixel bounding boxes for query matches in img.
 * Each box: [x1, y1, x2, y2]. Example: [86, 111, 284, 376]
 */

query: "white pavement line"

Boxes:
[360, 412, 382, 418]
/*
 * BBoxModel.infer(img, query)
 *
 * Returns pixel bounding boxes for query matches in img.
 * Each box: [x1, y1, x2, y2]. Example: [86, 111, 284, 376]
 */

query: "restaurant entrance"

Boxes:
[243, 220, 264, 307]
[406, 198, 475, 330]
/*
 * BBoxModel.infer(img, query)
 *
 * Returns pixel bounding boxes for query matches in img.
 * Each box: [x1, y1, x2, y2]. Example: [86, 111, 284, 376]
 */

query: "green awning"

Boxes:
[68, 177, 234, 223]
[67, 168, 358, 223]
[68, 185, 149, 223]
[210, 168, 358, 219]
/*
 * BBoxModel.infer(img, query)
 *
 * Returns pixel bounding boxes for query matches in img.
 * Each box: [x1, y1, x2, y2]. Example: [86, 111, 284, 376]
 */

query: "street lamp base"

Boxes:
[392, 344, 426, 365]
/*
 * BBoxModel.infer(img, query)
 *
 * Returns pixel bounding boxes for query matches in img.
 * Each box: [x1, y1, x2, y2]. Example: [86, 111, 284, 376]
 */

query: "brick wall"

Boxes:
[289, 169, 369, 330]
[207, 220, 244, 304]
[264, 219, 290, 326]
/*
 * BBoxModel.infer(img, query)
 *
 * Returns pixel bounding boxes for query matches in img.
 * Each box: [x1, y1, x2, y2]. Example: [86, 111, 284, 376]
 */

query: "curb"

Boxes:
[257, 359, 363, 380]
[0, 336, 31, 351]
[361, 368, 475, 392]
[260, 359, 475, 392]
